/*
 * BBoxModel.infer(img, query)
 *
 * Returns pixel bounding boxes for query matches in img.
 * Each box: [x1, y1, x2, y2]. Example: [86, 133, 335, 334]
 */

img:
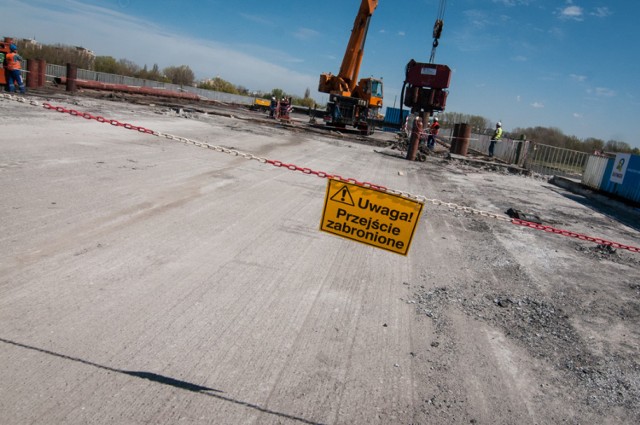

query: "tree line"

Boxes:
[17, 40, 195, 86]
[15, 39, 316, 108]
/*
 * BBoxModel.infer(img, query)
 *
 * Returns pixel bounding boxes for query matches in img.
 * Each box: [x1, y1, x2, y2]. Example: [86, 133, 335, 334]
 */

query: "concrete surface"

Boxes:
[1, 92, 639, 425]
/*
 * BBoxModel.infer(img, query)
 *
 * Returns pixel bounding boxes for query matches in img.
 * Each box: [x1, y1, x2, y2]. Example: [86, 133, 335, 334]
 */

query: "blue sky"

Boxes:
[2, 0, 638, 147]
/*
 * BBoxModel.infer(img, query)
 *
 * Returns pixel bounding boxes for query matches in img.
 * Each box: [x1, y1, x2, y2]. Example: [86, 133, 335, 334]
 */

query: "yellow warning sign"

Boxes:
[320, 179, 423, 255]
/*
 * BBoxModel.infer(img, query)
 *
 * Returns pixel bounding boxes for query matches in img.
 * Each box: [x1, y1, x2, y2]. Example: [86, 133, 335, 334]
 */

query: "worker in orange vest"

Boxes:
[427, 117, 440, 150]
[5, 44, 26, 94]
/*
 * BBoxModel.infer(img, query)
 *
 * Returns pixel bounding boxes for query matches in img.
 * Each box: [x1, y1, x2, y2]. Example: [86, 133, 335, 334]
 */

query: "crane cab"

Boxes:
[358, 77, 383, 111]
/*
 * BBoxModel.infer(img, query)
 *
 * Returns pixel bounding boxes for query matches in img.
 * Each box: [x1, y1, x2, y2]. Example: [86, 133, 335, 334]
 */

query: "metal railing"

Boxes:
[42, 63, 256, 105]
[439, 127, 591, 177]
[467, 134, 530, 167]
[524, 143, 590, 178]
[439, 128, 529, 166]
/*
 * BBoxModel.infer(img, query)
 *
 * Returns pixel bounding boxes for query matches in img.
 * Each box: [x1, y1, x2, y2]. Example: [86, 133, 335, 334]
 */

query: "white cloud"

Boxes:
[594, 87, 616, 97]
[591, 7, 612, 18]
[512, 55, 528, 62]
[569, 74, 587, 83]
[573, 113, 583, 118]
[548, 27, 564, 39]
[293, 28, 319, 41]
[240, 13, 276, 28]
[531, 102, 544, 108]
[560, 5, 584, 21]
[464, 9, 491, 29]
[492, 0, 531, 6]
[398, 31, 406, 36]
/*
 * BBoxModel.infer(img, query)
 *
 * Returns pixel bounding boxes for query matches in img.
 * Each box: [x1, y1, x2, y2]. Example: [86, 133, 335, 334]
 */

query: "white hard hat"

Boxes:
[434, 117, 438, 121]
[497, 122, 502, 127]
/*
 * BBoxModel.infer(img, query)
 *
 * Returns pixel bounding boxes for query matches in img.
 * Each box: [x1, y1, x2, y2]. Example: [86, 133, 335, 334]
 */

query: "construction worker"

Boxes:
[488, 121, 503, 157]
[5, 44, 26, 94]
[403, 113, 416, 139]
[269, 96, 277, 118]
[427, 117, 440, 150]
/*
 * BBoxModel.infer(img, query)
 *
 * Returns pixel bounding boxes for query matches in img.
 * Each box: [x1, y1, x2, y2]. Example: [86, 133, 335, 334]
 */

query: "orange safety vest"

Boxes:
[5, 52, 22, 70]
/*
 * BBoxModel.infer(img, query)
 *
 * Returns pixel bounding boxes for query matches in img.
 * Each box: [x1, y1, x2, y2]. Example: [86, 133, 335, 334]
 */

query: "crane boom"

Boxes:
[336, 0, 377, 94]
[318, 0, 382, 135]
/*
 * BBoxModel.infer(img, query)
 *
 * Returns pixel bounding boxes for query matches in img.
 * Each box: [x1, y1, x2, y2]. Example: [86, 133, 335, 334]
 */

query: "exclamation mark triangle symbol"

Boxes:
[330, 185, 355, 206]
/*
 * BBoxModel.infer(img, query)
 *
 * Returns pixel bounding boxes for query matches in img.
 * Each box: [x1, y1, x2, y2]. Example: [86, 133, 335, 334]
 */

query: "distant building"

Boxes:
[75, 46, 95, 58]
[18, 38, 41, 48]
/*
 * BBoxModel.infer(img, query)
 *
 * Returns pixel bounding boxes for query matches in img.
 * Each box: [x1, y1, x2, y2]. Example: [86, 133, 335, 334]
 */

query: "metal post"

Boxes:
[569, 151, 576, 174]
[457, 123, 471, 156]
[450, 123, 460, 154]
[26, 59, 39, 89]
[66, 63, 77, 92]
[37, 59, 46, 87]
[406, 116, 423, 161]
[541, 145, 549, 175]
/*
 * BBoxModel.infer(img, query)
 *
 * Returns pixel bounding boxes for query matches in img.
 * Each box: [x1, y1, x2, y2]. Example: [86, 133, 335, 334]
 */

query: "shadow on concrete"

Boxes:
[0, 337, 325, 425]
[545, 186, 640, 234]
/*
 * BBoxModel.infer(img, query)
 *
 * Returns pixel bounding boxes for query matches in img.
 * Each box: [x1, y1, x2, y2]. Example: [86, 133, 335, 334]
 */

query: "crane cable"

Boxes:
[429, 0, 447, 63]
[400, 0, 447, 124]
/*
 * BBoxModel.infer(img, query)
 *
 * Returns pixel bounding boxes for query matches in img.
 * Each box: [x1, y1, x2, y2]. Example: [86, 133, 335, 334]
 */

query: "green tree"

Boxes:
[271, 88, 285, 100]
[117, 58, 140, 76]
[604, 140, 632, 153]
[293, 96, 315, 108]
[148, 64, 165, 82]
[198, 77, 239, 94]
[94, 56, 119, 74]
[582, 137, 605, 153]
[163, 65, 195, 86]
[235, 85, 250, 95]
[440, 112, 489, 132]
[19, 41, 94, 69]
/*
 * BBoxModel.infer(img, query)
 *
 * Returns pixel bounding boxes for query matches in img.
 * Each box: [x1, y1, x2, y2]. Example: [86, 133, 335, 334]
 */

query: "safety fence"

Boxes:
[524, 143, 590, 179]
[467, 134, 530, 167]
[3, 93, 638, 254]
[38, 63, 256, 105]
[440, 127, 590, 177]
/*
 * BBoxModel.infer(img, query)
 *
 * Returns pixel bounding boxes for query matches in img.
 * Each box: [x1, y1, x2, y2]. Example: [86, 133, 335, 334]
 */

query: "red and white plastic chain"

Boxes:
[42, 103, 156, 134]
[11, 98, 640, 254]
[512, 219, 640, 253]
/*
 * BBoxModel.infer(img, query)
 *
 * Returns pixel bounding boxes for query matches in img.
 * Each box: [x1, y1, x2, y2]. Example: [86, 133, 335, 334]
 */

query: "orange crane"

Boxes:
[318, 0, 382, 135]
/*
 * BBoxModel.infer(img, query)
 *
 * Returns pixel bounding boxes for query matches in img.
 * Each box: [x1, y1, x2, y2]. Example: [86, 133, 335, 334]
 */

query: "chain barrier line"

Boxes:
[3, 94, 638, 254]
[511, 219, 640, 253]
[33, 98, 422, 201]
